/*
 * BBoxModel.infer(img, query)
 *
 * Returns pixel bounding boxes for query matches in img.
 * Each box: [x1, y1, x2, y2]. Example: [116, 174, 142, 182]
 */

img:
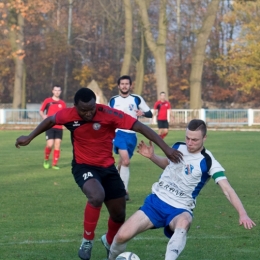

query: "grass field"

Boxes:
[0, 129, 260, 260]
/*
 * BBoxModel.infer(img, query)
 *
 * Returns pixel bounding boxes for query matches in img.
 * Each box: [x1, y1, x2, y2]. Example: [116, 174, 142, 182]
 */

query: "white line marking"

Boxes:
[0, 235, 238, 246]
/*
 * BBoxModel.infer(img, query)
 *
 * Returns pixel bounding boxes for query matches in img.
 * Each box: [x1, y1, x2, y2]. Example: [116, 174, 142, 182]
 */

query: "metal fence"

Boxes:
[1, 108, 260, 126]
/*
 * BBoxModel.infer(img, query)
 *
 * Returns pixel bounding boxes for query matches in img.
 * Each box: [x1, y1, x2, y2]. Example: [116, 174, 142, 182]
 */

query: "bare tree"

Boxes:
[136, 0, 168, 99]
[63, 0, 73, 101]
[189, 0, 220, 109]
[120, 0, 133, 76]
[134, 31, 145, 95]
[8, 10, 25, 109]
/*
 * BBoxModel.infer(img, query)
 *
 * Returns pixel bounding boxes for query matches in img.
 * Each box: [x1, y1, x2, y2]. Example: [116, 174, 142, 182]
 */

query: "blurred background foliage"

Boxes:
[0, 0, 260, 108]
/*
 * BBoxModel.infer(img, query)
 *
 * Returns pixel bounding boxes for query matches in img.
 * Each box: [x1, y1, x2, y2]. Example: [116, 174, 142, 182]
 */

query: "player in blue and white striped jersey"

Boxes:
[108, 119, 256, 260]
[108, 75, 152, 200]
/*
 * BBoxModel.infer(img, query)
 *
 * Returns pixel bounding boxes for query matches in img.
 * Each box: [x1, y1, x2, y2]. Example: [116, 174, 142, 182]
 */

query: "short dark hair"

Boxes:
[117, 75, 132, 85]
[187, 119, 207, 137]
[74, 88, 96, 105]
[160, 92, 165, 95]
[52, 84, 61, 90]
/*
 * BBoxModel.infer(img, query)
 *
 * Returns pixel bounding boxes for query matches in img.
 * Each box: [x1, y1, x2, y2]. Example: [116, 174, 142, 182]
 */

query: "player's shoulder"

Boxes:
[43, 97, 52, 102]
[58, 99, 66, 106]
[109, 95, 120, 106]
[172, 142, 186, 150]
[130, 94, 145, 105]
[154, 100, 161, 106]
[109, 95, 120, 101]
[201, 148, 215, 160]
[40, 97, 52, 107]
[56, 106, 74, 118]
[57, 106, 73, 113]
[97, 103, 120, 113]
[55, 107, 81, 123]
[130, 93, 141, 98]
[96, 104, 128, 120]
[130, 94, 146, 101]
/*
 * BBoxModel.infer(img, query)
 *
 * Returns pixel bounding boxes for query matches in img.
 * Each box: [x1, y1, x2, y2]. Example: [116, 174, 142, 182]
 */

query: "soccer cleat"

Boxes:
[52, 165, 60, 170]
[78, 239, 93, 260]
[43, 160, 50, 169]
[101, 234, 110, 259]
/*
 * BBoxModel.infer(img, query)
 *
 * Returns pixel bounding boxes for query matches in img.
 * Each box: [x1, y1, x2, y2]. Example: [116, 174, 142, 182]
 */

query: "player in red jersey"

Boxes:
[153, 92, 172, 139]
[39, 85, 66, 170]
[15, 88, 182, 260]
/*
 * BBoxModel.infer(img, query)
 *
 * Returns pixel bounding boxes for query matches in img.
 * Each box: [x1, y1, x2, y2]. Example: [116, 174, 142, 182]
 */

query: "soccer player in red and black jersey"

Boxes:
[15, 88, 182, 260]
[153, 92, 172, 139]
[39, 85, 66, 170]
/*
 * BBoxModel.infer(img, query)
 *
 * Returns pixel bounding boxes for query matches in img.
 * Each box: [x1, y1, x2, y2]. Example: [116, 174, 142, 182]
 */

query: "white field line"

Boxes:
[0, 235, 234, 246]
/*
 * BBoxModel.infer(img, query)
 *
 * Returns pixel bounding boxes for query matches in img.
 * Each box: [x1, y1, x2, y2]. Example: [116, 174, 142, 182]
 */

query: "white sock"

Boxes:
[120, 165, 130, 191]
[165, 228, 187, 260]
[108, 240, 127, 260]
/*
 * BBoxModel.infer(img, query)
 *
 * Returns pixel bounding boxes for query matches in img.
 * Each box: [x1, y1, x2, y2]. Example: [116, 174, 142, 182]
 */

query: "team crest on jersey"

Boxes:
[129, 104, 134, 111]
[185, 164, 194, 175]
[93, 123, 101, 130]
[58, 104, 62, 108]
[73, 121, 80, 127]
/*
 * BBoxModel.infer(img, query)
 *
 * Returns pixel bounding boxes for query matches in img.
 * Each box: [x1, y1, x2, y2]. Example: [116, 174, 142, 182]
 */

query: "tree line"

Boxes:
[0, 0, 259, 109]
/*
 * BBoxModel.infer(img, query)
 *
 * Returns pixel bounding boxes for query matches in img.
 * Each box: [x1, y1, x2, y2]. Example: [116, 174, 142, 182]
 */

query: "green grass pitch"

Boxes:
[0, 129, 259, 260]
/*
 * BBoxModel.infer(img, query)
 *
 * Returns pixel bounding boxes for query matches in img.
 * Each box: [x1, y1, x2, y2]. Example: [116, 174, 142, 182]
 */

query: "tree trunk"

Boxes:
[8, 11, 25, 109]
[135, 32, 145, 95]
[154, 50, 167, 98]
[21, 65, 27, 109]
[120, 0, 133, 76]
[189, 0, 220, 109]
[63, 0, 73, 101]
[175, 0, 181, 77]
[136, 0, 168, 99]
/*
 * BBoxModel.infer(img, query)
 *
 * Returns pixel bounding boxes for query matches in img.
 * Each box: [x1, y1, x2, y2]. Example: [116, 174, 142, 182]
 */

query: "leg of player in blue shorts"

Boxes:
[108, 194, 192, 260]
[113, 130, 137, 201]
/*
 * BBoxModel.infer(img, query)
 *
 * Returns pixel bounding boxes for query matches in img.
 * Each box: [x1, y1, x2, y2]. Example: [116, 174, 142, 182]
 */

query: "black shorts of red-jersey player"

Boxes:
[157, 120, 169, 129]
[45, 128, 63, 140]
[72, 163, 126, 201]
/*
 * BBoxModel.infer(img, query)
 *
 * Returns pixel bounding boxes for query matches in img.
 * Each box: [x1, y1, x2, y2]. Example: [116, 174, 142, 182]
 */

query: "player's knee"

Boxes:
[83, 188, 105, 207]
[115, 229, 128, 243]
[121, 159, 130, 166]
[54, 144, 60, 150]
[87, 195, 104, 207]
[176, 215, 192, 230]
[179, 219, 191, 230]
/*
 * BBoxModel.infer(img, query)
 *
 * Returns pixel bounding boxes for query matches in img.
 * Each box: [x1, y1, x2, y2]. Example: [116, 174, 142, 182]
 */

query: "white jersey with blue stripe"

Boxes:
[109, 94, 151, 133]
[151, 142, 226, 212]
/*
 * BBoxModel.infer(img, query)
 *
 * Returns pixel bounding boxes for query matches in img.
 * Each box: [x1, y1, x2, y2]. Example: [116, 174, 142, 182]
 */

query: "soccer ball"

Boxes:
[116, 252, 140, 260]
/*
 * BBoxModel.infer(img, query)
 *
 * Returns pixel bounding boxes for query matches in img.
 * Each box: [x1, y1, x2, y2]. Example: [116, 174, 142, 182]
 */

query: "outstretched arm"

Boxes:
[132, 121, 182, 163]
[218, 179, 256, 229]
[137, 140, 169, 169]
[15, 115, 56, 148]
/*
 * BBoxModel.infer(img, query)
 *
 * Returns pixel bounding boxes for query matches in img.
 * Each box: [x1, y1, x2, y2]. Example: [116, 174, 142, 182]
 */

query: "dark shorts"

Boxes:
[140, 194, 192, 238]
[157, 120, 169, 129]
[72, 163, 126, 201]
[45, 128, 63, 140]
